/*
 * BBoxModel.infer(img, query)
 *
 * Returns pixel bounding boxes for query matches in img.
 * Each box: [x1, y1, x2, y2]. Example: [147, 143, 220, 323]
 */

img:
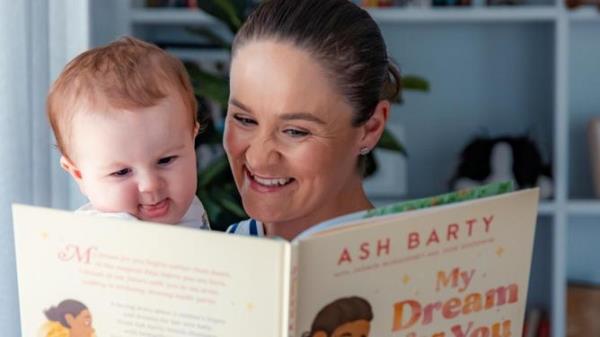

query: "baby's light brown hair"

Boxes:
[47, 36, 197, 158]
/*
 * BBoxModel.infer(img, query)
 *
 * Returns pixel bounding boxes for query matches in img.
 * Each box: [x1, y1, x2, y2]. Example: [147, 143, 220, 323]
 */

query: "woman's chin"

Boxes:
[244, 201, 291, 224]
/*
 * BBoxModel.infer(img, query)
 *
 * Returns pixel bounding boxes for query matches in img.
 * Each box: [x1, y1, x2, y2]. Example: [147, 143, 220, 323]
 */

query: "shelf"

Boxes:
[166, 48, 230, 63]
[132, 7, 559, 26]
[368, 6, 559, 23]
[567, 7, 600, 21]
[539, 201, 556, 215]
[131, 8, 217, 25]
[568, 200, 600, 215]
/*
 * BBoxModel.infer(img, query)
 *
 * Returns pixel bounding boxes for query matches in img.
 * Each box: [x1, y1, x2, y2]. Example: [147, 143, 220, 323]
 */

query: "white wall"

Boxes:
[0, 1, 89, 334]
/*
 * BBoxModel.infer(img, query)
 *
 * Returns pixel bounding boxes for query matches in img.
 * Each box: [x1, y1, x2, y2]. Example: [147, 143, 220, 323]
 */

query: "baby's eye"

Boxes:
[158, 156, 177, 165]
[283, 128, 309, 138]
[110, 168, 131, 177]
[233, 114, 257, 126]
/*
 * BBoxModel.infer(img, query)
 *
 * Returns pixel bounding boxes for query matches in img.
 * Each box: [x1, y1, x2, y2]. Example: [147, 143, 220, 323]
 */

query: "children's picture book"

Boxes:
[13, 182, 538, 337]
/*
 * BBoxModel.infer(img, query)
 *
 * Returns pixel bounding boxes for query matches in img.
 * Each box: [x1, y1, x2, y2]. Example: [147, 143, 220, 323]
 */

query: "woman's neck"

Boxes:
[263, 182, 373, 241]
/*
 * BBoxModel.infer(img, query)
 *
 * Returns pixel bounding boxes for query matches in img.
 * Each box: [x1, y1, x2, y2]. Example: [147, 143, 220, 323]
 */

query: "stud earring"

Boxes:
[359, 147, 370, 155]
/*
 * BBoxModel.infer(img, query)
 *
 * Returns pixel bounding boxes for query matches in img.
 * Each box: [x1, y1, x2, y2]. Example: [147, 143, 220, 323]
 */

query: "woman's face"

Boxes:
[224, 40, 365, 229]
[66, 309, 94, 337]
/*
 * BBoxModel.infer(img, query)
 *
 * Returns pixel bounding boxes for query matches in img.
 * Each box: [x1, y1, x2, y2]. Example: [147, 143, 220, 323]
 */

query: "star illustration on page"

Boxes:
[41, 232, 48, 240]
[402, 274, 411, 285]
[496, 246, 505, 257]
[247, 303, 255, 311]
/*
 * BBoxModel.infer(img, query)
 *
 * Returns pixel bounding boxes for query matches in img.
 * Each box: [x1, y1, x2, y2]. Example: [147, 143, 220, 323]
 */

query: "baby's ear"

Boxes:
[312, 331, 328, 337]
[60, 156, 82, 180]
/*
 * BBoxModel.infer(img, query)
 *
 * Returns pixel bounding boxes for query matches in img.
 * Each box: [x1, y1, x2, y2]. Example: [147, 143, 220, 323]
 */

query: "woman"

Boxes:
[41, 299, 95, 337]
[224, 0, 401, 240]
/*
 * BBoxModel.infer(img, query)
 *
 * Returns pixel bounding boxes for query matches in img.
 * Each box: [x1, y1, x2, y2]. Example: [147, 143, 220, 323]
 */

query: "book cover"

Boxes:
[13, 186, 538, 337]
[292, 188, 538, 337]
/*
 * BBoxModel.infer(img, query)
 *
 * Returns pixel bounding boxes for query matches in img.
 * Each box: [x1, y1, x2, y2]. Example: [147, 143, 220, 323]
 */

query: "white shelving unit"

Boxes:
[96, 2, 600, 336]
[130, 8, 216, 24]
[128, 6, 563, 25]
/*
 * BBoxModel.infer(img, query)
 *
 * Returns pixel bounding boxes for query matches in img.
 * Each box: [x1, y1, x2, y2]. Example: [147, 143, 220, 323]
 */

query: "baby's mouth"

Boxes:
[139, 199, 170, 219]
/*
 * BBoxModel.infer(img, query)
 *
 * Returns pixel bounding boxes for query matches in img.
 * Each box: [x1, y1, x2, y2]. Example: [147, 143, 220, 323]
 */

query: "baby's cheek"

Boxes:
[173, 160, 197, 197]
[119, 184, 142, 211]
[92, 182, 139, 213]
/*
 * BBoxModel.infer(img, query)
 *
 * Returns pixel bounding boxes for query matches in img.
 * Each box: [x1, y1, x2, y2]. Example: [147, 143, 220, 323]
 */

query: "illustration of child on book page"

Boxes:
[40, 299, 96, 337]
[302, 296, 373, 337]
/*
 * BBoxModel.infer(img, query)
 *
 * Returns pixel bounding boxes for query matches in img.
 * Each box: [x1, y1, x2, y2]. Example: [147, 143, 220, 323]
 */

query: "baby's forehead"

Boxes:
[66, 92, 191, 143]
[69, 88, 185, 123]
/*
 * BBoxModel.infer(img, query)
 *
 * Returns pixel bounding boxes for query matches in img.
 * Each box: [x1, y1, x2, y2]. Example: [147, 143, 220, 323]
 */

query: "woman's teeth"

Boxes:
[253, 175, 291, 186]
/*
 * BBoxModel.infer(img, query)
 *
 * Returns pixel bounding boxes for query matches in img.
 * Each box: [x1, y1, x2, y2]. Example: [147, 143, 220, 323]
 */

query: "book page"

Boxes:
[294, 189, 538, 337]
[13, 205, 289, 337]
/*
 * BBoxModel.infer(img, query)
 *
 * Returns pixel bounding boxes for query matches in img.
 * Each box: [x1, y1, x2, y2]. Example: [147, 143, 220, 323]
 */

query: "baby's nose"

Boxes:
[138, 172, 164, 194]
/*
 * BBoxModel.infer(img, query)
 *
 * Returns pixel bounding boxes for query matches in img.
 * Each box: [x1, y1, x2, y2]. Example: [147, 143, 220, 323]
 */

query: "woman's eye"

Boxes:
[233, 114, 257, 126]
[110, 168, 131, 177]
[284, 128, 309, 138]
[158, 156, 177, 165]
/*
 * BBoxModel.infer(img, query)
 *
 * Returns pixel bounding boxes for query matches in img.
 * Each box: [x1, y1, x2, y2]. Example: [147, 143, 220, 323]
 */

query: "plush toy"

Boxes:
[449, 135, 553, 199]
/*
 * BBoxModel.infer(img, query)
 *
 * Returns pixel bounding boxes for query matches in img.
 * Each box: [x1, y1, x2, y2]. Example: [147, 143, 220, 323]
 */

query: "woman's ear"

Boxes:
[358, 100, 390, 154]
[64, 313, 75, 327]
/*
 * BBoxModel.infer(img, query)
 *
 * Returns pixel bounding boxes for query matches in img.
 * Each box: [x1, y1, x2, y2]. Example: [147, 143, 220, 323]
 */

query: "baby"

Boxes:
[47, 36, 209, 229]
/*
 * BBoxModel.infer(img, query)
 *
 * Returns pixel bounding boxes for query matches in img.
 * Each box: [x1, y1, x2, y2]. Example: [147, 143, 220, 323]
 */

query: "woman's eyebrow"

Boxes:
[280, 112, 325, 125]
[230, 97, 325, 125]
[229, 98, 252, 113]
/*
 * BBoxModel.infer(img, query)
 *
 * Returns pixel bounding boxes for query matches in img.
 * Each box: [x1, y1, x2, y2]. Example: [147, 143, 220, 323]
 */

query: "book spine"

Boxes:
[287, 243, 300, 337]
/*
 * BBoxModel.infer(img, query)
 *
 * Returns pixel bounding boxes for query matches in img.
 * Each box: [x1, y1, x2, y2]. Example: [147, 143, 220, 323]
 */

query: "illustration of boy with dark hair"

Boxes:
[303, 296, 373, 337]
[41, 299, 95, 337]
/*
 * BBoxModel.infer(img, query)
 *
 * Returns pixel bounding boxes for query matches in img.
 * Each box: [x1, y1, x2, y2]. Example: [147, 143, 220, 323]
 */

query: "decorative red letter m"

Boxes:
[57, 244, 97, 264]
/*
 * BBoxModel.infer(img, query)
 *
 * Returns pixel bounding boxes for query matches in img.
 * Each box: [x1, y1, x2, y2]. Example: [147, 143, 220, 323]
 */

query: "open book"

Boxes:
[13, 182, 538, 337]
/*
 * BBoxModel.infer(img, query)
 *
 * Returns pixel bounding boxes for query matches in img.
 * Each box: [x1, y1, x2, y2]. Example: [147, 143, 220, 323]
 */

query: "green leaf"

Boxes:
[198, 0, 243, 34]
[198, 156, 230, 187]
[213, 189, 247, 217]
[186, 64, 229, 106]
[402, 75, 430, 92]
[213, 0, 242, 29]
[376, 128, 407, 156]
[197, 190, 223, 221]
[185, 27, 232, 50]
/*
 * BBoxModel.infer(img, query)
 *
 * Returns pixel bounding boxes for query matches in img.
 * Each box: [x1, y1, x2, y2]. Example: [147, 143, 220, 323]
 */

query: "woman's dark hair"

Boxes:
[44, 299, 88, 328]
[302, 296, 373, 337]
[232, 0, 401, 126]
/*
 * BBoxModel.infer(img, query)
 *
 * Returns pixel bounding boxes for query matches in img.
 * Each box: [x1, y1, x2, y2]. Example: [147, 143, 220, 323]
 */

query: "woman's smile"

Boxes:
[244, 166, 296, 192]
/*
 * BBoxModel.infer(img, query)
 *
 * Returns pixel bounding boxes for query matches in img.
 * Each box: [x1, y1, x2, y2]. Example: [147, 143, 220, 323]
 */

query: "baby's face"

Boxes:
[64, 93, 197, 224]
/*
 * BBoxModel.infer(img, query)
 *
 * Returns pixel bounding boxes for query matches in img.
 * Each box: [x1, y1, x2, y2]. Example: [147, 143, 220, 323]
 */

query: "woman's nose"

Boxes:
[245, 133, 281, 170]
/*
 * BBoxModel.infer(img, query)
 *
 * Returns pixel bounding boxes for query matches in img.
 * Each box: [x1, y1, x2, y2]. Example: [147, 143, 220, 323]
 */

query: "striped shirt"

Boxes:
[226, 218, 265, 236]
